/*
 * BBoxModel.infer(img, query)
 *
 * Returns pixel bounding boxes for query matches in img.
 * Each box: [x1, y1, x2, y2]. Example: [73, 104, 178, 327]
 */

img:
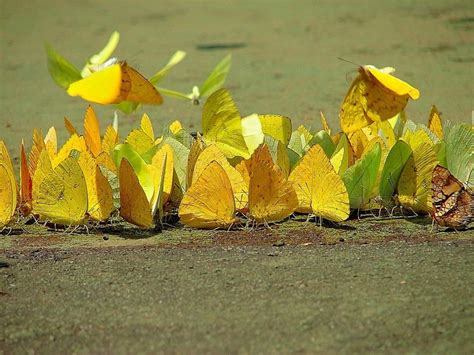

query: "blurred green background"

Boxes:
[1, 0, 472, 151]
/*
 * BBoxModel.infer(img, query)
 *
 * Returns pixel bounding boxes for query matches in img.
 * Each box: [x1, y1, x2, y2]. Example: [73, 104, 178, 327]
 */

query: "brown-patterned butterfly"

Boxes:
[431, 165, 473, 229]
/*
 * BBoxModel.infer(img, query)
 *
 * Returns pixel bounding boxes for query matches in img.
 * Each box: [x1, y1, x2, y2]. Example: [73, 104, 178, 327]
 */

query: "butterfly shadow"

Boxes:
[196, 43, 247, 51]
[0, 228, 24, 236]
[290, 214, 356, 231]
[402, 216, 433, 227]
[95, 224, 160, 240]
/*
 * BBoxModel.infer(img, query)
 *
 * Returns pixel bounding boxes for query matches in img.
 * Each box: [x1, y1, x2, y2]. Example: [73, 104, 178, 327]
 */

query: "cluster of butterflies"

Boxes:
[1, 64, 473, 232]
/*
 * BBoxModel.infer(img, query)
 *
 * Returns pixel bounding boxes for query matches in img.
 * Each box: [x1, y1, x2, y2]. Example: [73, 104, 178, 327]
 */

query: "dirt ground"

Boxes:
[1, 0, 474, 353]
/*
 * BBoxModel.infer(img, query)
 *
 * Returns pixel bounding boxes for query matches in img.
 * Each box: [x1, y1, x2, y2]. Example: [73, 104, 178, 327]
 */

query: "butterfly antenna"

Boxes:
[337, 57, 360, 66]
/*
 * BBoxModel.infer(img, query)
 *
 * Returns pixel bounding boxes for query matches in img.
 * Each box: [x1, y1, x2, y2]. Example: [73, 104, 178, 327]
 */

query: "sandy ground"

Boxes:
[1, 0, 474, 353]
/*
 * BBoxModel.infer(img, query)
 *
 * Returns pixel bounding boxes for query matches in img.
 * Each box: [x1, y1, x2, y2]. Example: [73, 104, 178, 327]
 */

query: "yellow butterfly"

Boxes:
[191, 144, 248, 210]
[37, 134, 114, 223]
[340, 65, 420, 133]
[186, 136, 206, 189]
[44, 126, 58, 159]
[150, 144, 175, 206]
[64, 106, 119, 157]
[119, 159, 155, 228]
[32, 150, 88, 225]
[397, 140, 438, 214]
[77, 149, 114, 222]
[119, 148, 168, 228]
[19, 141, 33, 216]
[289, 144, 350, 222]
[246, 145, 298, 223]
[0, 141, 17, 228]
[179, 161, 237, 229]
[125, 113, 156, 156]
[67, 61, 163, 105]
[202, 88, 253, 159]
[427, 105, 443, 140]
[320, 111, 332, 136]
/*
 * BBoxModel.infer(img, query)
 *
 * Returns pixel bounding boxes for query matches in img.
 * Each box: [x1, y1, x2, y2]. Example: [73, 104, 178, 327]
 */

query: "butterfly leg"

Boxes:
[430, 218, 437, 233]
[408, 207, 418, 218]
[264, 220, 272, 230]
[30, 214, 39, 224]
[377, 207, 383, 218]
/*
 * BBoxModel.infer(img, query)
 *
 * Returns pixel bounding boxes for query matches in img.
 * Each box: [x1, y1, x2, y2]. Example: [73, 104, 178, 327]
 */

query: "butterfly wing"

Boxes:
[20, 141, 32, 216]
[365, 66, 420, 100]
[119, 159, 153, 228]
[179, 161, 236, 229]
[342, 143, 382, 209]
[0, 142, 17, 227]
[192, 144, 248, 210]
[311, 146, 350, 222]
[428, 105, 443, 140]
[0, 163, 16, 228]
[44, 127, 58, 159]
[340, 66, 419, 133]
[102, 125, 119, 154]
[151, 144, 174, 206]
[431, 165, 473, 228]
[78, 150, 113, 222]
[258, 114, 292, 146]
[67, 63, 123, 104]
[339, 75, 373, 133]
[186, 137, 205, 189]
[289, 144, 349, 221]
[248, 145, 297, 223]
[122, 64, 163, 104]
[360, 70, 410, 124]
[125, 114, 156, 156]
[84, 105, 102, 157]
[28, 129, 46, 177]
[202, 88, 250, 159]
[33, 157, 88, 225]
[398, 143, 438, 213]
[53, 134, 87, 167]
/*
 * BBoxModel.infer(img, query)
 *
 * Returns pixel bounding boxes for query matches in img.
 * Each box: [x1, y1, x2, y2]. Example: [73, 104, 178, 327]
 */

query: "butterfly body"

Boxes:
[431, 165, 473, 229]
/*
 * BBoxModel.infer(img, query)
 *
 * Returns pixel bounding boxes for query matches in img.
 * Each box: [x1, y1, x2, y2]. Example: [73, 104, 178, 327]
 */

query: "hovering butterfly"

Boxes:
[431, 165, 473, 229]
[339, 64, 420, 133]
[67, 60, 162, 105]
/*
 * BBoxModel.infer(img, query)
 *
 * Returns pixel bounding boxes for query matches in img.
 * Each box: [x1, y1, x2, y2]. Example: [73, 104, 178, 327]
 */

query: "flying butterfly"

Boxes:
[339, 64, 420, 133]
[431, 165, 473, 229]
[67, 60, 162, 105]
